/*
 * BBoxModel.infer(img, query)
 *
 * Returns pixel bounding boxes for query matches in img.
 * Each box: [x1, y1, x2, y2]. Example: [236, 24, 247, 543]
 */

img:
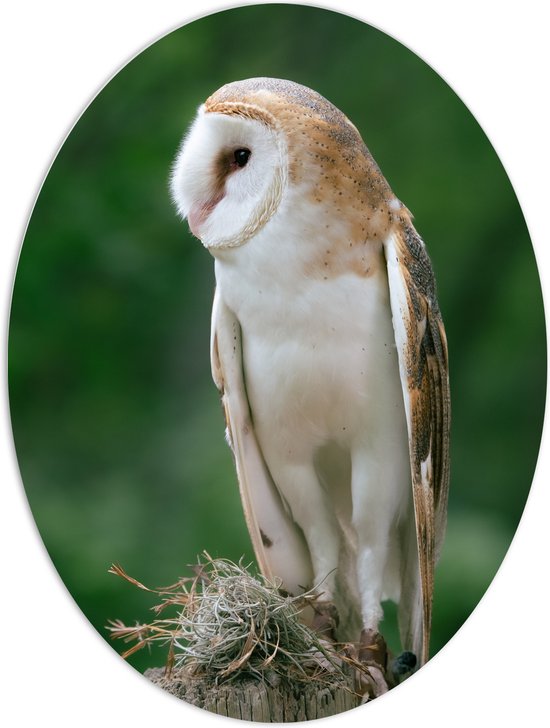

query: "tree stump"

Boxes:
[146, 666, 361, 721]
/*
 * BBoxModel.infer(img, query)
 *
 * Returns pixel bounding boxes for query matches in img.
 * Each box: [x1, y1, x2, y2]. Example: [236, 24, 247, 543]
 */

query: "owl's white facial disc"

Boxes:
[170, 106, 288, 250]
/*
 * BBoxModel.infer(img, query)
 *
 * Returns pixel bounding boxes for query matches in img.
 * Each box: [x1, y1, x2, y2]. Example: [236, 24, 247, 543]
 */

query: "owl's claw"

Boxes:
[355, 629, 389, 699]
[358, 628, 387, 669]
[310, 601, 339, 641]
[358, 664, 389, 700]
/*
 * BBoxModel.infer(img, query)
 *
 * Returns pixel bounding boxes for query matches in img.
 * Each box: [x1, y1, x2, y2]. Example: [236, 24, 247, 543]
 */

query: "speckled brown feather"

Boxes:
[392, 214, 450, 534]
[386, 213, 450, 663]
[205, 78, 450, 663]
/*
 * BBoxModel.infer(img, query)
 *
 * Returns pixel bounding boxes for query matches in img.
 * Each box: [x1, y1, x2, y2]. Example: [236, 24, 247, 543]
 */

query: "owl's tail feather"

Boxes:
[397, 508, 424, 666]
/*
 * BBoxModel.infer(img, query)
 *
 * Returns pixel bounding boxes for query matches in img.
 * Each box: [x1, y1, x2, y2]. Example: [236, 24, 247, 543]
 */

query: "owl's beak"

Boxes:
[187, 204, 207, 238]
[188, 195, 223, 239]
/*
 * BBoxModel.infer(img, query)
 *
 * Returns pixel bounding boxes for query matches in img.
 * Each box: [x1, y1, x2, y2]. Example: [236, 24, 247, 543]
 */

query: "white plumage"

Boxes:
[171, 78, 450, 674]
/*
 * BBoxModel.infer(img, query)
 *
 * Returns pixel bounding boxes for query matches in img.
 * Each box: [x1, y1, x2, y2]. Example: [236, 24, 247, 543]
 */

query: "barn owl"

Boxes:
[170, 78, 450, 679]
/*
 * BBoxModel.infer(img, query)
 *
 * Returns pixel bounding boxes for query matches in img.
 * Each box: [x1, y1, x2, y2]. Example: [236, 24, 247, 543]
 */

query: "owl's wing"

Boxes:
[384, 219, 451, 665]
[210, 287, 314, 597]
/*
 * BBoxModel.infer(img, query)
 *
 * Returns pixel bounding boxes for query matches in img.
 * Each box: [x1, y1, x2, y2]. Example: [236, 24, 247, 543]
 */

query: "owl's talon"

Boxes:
[358, 664, 389, 700]
[311, 602, 339, 641]
[355, 629, 390, 699]
[358, 628, 387, 670]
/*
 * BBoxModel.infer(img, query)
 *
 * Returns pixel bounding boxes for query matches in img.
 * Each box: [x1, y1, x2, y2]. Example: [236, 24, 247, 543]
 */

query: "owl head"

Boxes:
[170, 78, 396, 251]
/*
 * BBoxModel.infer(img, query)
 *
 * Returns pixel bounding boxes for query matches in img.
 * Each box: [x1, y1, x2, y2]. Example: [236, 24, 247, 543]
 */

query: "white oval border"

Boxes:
[2, 2, 548, 726]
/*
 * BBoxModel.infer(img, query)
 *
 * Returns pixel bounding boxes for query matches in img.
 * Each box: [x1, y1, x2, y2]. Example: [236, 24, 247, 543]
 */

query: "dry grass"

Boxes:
[107, 553, 357, 686]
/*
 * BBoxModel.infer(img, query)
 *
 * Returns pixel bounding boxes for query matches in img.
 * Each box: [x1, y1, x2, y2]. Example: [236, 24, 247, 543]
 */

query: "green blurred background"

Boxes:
[8, 5, 546, 671]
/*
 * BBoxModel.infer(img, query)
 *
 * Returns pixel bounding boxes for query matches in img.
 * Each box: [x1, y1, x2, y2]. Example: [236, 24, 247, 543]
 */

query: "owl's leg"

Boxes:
[352, 466, 393, 636]
[269, 461, 341, 611]
[350, 447, 407, 695]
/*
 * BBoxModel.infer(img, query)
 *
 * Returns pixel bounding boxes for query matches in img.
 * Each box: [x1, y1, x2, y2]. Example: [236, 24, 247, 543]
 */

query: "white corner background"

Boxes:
[1, 2, 548, 726]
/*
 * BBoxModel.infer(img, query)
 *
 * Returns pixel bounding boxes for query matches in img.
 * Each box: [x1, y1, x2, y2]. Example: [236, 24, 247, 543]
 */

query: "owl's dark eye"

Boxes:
[234, 148, 251, 168]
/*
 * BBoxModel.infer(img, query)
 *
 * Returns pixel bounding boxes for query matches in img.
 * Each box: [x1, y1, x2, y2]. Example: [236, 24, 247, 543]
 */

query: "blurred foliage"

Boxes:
[8, 5, 545, 673]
